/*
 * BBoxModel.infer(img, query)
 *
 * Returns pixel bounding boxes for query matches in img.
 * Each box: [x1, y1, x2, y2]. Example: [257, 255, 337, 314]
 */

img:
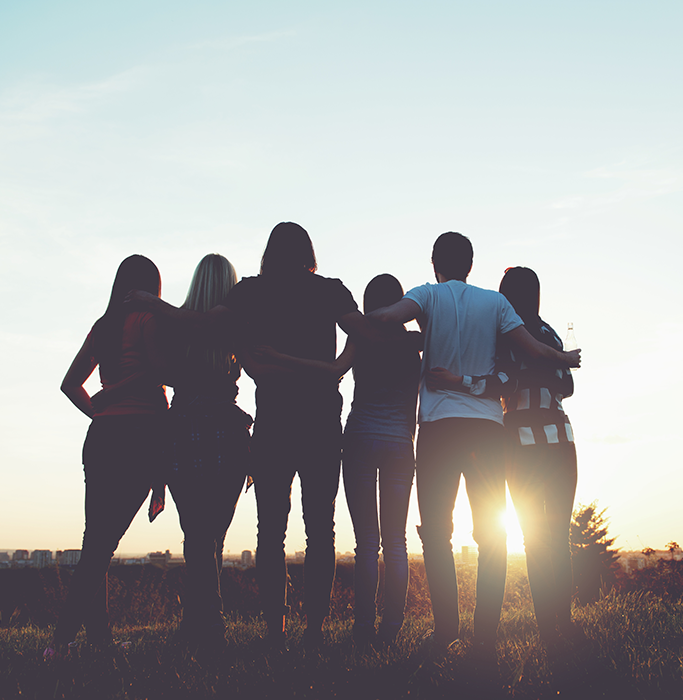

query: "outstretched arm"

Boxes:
[61, 335, 98, 418]
[367, 299, 421, 326]
[252, 339, 356, 380]
[505, 326, 581, 368]
[125, 290, 231, 333]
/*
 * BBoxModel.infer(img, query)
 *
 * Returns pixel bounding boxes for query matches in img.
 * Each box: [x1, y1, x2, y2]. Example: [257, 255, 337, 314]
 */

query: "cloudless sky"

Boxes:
[1, 1, 681, 557]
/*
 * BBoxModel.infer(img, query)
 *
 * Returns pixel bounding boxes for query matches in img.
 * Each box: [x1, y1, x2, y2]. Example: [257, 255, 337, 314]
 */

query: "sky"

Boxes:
[1, 0, 681, 558]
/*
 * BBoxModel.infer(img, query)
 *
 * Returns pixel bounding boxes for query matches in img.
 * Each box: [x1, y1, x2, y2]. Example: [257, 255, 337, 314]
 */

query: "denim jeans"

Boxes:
[342, 436, 414, 637]
[506, 441, 577, 637]
[168, 468, 246, 633]
[54, 415, 162, 646]
[251, 418, 342, 632]
[416, 417, 507, 645]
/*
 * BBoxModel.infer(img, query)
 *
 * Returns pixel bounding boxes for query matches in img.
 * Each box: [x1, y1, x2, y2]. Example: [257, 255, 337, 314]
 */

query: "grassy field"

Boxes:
[1, 589, 683, 700]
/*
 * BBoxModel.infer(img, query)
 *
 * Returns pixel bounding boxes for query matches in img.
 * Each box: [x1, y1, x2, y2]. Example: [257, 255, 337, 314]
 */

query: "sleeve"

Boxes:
[498, 296, 524, 334]
[462, 371, 517, 399]
[330, 278, 359, 319]
[403, 284, 431, 315]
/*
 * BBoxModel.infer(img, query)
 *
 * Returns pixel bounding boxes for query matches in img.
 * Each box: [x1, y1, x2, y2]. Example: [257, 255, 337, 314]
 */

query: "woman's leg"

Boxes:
[377, 441, 415, 640]
[169, 468, 245, 634]
[54, 418, 157, 647]
[507, 442, 575, 639]
[544, 442, 578, 632]
[342, 438, 381, 638]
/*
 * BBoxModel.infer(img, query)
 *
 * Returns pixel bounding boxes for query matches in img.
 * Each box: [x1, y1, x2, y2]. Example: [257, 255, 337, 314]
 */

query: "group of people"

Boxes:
[46, 223, 581, 661]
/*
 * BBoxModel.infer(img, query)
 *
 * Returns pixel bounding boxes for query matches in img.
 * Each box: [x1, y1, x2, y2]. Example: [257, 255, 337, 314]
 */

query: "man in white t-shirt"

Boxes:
[370, 232, 580, 655]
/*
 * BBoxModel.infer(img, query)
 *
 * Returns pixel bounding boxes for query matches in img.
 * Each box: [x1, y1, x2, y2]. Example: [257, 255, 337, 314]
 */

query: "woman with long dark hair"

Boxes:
[498, 266, 578, 642]
[46, 255, 167, 657]
[165, 254, 252, 647]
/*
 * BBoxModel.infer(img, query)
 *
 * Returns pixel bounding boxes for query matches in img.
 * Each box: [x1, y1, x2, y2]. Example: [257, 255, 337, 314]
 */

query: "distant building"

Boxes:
[241, 550, 253, 568]
[461, 546, 475, 566]
[148, 550, 172, 567]
[12, 550, 29, 561]
[31, 550, 53, 568]
[0, 552, 10, 563]
[58, 550, 82, 566]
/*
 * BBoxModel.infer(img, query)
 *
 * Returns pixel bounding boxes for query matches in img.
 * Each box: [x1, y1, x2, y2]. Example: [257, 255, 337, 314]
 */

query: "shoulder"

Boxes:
[313, 274, 358, 310]
[404, 281, 436, 306]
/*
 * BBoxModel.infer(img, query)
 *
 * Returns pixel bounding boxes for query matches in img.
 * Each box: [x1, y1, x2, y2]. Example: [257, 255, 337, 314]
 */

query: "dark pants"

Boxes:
[169, 468, 245, 632]
[251, 418, 341, 632]
[506, 441, 577, 638]
[416, 418, 507, 645]
[342, 437, 414, 637]
[54, 415, 162, 646]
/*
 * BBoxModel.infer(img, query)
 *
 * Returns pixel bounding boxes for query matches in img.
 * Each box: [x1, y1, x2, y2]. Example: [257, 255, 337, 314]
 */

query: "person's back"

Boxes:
[407, 279, 520, 424]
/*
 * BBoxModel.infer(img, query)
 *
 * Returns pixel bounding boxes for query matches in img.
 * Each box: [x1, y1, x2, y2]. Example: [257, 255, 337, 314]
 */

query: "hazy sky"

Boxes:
[1, 1, 681, 557]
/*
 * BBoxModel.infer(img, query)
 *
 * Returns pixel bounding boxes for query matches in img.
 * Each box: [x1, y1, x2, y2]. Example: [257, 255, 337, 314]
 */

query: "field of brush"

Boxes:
[1, 561, 682, 699]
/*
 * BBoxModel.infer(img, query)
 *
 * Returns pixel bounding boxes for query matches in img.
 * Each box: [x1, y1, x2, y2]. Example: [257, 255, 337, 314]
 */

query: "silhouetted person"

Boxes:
[226, 222, 366, 649]
[370, 233, 580, 657]
[46, 255, 167, 658]
[165, 254, 252, 648]
[499, 266, 578, 642]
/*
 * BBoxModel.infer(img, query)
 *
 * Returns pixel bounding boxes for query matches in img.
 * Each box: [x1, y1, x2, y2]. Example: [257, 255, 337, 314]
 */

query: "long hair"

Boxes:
[499, 266, 541, 332]
[182, 254, 238, 373]
[260, 222, 317, 277]
[92, 255, 161, 378]
[363, 273, 404, 314]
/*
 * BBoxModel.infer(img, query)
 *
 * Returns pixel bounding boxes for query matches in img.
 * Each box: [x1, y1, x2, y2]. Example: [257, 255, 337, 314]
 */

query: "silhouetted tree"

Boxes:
[666, 541, 681, 561]
[642, 547, 657, 566]
[570, 502, 620, 604]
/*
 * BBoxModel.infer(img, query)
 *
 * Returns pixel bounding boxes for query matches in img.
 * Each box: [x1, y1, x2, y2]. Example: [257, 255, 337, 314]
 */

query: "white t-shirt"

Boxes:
[404, 280, 523, 425]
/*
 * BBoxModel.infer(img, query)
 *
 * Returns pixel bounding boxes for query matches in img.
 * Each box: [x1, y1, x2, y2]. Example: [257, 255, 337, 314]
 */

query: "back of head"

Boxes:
[107, 255, 161, 311]
[260, 222, 317, 277]
[499, 266, 540, 326]
[94, 255, 161, 374]
[183, 254, 238, 312]
[431, 232, 473, 282]
[363, 274, 404, 314]
[182, 254, 238, 374]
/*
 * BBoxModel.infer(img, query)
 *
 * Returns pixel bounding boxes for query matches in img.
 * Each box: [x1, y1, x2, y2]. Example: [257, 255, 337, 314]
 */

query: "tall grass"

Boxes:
[1, 563, 682, 699]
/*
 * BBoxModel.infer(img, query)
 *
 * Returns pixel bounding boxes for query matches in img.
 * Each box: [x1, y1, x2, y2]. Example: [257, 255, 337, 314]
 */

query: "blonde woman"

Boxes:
[165, 254, 252, 647]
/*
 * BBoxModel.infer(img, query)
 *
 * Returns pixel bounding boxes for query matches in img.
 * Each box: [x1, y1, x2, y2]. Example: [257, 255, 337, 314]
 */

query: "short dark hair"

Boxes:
[260, 222, 317, 276]
[431, 232, 473, 281]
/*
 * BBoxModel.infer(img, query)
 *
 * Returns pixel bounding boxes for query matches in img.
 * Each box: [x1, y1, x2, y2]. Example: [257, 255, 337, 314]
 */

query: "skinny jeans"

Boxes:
[342, 436, 414, 637]
[54, 415, 163, 646]
[506, 441, 577, 637]
[251, 416, 341, 631]
[416, 417, 507, 645]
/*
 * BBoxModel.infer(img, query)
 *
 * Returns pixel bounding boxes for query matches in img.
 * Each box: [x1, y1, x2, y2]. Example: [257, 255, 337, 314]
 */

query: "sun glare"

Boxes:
[503, 492, 525, 554]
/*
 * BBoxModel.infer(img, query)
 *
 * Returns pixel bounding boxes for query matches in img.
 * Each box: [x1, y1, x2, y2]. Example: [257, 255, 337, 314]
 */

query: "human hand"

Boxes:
[426, 367, 463, 391]
[565, 349, 581, 368]
[124, 289, 158, 307]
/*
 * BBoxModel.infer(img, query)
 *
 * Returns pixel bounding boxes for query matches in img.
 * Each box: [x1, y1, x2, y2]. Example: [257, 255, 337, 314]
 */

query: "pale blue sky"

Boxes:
[1, 1, 681, 556]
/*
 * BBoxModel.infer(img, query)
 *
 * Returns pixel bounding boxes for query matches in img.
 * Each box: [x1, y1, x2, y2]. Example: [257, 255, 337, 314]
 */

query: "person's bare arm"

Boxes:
[252, 339, 356, 380]
[236, 345, 294, 382]
[506, 326, 581, 367]
[425, 367, 463, 392]
[366, 299, 421, 326]
[61, 336, 98, 418]
[125, 290, 231, 333]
